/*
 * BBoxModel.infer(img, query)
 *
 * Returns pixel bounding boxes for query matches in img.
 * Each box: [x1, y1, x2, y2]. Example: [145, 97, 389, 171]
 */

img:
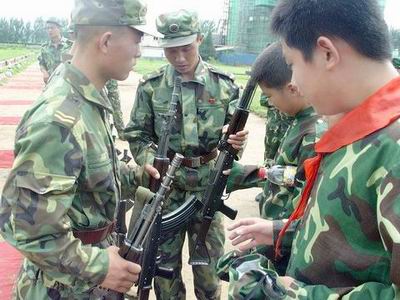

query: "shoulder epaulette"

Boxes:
[140, 66, 166, 83]
[208, 64, 235, 81]
[52, 93, 83, 129]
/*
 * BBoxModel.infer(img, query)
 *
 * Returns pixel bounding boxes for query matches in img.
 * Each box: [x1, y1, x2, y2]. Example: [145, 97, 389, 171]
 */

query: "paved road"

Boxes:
[0, 63, 266, 299]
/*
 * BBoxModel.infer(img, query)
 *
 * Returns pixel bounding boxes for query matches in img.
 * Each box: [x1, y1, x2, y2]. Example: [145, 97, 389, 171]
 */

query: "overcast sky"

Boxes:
[0, 0, 398, 29]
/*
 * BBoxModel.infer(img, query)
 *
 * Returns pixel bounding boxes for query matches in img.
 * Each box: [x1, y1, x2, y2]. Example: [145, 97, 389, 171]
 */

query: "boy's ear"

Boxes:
[287, 82, 300, 96]
[316, 36, 340, 71]
[98, 31, 113, 54]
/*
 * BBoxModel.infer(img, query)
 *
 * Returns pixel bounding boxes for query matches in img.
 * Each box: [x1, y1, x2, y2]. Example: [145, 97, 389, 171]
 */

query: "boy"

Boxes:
[228, 0, 400, 298]
[226, 43, 325, 274]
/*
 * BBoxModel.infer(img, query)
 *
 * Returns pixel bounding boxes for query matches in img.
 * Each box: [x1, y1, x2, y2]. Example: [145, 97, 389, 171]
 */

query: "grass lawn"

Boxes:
[134, 58, 267, 117]
[0, 46, 33, 61]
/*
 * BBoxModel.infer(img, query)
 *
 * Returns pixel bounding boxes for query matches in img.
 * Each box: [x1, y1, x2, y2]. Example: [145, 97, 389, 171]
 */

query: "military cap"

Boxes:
[46, 17, 62, 27]
[156, 9, 200, 48]
[393, 58, 400, 69]
[71, 0, 156, 36]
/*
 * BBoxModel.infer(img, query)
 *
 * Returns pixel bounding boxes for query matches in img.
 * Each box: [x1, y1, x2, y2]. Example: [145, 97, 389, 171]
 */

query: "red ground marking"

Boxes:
[0, 150, 14, 168]
[0, 100, 33, 105]
[0, 117, 21, 125]
[0, 242, 23, 299]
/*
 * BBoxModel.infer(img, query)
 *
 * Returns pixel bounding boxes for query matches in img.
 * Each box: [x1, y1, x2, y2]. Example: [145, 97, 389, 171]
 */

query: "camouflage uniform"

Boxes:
[38, 37, 73, 77]
[230, 78, 400, 299]
[260, 93, 293, 162]
[105, 79, 126, 140]
[0, 0, 153, 299]
[125, 11, 239, 299]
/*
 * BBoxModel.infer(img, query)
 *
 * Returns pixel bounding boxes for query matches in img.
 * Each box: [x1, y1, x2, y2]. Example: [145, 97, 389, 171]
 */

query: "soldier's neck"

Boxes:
[51, 36, 62, 45]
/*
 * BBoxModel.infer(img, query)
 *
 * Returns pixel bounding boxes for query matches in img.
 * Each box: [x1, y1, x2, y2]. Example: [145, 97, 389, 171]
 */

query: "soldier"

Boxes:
[125, 9, 247, 300]
[227, 0, 400, 298]
[38, 18, 73, 84]
[0, 0, 159, 299]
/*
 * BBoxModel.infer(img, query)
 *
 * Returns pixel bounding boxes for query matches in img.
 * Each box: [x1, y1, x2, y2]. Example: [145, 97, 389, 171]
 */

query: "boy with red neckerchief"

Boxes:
[226, 0, 400, 298]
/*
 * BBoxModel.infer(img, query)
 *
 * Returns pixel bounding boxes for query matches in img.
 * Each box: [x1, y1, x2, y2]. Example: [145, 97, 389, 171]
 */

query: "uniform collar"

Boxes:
[48, 37, 70, 49]
[166, 57, 207, 87]
[62, 63, 113, 112]
[294, 106, 316, 121]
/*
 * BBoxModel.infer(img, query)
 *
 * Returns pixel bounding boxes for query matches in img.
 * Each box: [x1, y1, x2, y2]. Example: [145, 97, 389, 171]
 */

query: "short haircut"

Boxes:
[251, 42, 292, 89]
[271, 0, 392, 61]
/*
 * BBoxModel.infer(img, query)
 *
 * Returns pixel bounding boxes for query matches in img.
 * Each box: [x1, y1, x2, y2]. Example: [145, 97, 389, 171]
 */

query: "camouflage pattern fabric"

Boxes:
[38, 37, 73, 76]
[0, 63, 147, 299]
[216, 250, 286, 300]
[392, 57, 400, 69]
[260, 107, 325, 220]
[125, 59, 239, 299]
[106, 79, 125, 139]
[283, 117, 400, 299]
[260, 94, 293, 162]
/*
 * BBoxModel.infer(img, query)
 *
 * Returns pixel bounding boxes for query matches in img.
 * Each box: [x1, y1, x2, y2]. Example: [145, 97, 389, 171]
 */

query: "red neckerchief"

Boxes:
[275, 76, 400, 258]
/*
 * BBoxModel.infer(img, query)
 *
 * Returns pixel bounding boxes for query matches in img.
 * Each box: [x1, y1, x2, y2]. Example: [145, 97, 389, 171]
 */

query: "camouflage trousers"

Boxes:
[106, 79, 125, 139]
[129, 188, 225, 300]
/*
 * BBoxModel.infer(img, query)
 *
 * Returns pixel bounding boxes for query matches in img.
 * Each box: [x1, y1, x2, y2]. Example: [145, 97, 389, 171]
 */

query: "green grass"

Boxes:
[0, 46, 33, 61]
[134, 58, 267, 117]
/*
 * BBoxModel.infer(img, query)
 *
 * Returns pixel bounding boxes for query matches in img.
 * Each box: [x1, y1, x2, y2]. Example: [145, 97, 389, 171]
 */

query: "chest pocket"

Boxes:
[82, 151, 116, 194]
[196, 102, 226, 142]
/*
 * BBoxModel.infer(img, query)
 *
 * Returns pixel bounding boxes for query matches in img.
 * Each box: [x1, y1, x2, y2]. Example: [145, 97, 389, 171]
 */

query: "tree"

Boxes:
[199, 20, 217, 61]
[390, 28, 400, 54]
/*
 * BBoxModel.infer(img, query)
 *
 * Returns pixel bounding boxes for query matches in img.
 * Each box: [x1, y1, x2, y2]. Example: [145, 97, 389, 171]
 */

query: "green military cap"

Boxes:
[46, 17, 62, 27]
[156, 9, 200, 48]
[393, 58, 400, 69]
[71, 0, 156, 36]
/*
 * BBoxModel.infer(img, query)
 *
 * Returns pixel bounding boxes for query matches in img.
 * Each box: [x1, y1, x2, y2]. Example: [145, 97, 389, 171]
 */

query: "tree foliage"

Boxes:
[390, 28, 400, 54]
[199, 20, 217, 61]
[0, 17, 68, 44]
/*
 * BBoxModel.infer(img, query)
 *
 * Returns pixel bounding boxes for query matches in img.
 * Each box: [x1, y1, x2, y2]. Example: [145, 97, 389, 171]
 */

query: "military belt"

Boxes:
[168, 149, 218, 168]
[73, 221, 115, 245]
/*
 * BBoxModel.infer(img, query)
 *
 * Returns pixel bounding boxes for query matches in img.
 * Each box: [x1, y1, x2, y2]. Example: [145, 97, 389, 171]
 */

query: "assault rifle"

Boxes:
[190, 78, 257, 266]
[117, 154, 183, 300]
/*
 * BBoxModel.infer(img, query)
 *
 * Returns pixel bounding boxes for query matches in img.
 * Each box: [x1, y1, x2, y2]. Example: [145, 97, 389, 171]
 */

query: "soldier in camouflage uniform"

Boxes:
[125, 10, 247, 300]
[226, 0, 400, 298]
[0, 1, 159, 299]
[38, 18, 73, 84]
[393, 57, 400, 73]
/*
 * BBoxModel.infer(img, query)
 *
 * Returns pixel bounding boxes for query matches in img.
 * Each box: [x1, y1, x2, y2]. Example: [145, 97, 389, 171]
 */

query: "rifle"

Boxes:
[189, 78, 257, 266]
[132, 77, 203, 300]
[117, 154, 183, 300]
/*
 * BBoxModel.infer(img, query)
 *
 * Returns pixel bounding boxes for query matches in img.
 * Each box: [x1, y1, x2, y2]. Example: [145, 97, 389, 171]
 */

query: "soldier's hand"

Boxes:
[228, 218, 273, 251]
[144, 164, 160, 180]
[101, 246, 141, 293]
[223, 125, 249, 150]
[279, 276, 296, 289]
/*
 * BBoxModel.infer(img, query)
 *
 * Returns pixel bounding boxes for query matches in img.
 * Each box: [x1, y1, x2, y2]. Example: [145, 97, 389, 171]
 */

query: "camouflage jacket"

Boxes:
[260, 94, 293, 161]
[226, 107, 324, 216]
[283, 85, 400, 298]
[0, 63, 143, 293]
[260, 107, 325, 220]
[38, 37, 73, 75]
[125, 58, 239, 191]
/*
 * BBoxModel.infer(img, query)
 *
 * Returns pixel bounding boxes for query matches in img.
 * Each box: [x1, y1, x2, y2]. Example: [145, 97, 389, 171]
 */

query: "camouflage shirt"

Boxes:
[125, 58, 239, 191]
[0, 63, 143, 294]
[261, 107, 326, 220]
[283, 85, 400, 298]
[38, 37, 73, 76]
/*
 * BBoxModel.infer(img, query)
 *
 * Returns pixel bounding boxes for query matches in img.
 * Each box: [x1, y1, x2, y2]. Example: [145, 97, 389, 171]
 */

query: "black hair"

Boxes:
[271, 0, 392, 61]
[251, 42, 292, 88]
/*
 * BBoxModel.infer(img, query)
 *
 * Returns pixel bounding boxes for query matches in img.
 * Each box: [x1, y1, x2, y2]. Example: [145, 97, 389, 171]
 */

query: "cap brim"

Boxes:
[158, 33, 198, 48]
[131, 24, 163, 38]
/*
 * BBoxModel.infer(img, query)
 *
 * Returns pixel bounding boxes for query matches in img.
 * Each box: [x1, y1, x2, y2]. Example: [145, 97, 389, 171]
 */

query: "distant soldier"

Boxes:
[393, 57, 400, 73]
[38, 18, 73, 84]
[0, 0, 159, 298]
[125, 9, 247, 300]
